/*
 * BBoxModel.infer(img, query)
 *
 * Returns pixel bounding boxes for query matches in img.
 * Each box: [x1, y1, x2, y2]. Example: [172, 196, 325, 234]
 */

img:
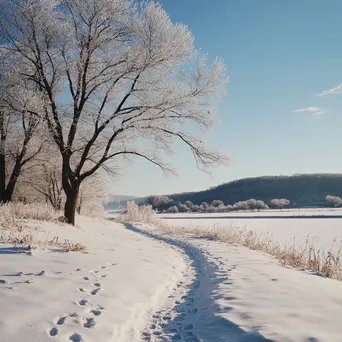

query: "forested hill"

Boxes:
[167, 174, 342, 207]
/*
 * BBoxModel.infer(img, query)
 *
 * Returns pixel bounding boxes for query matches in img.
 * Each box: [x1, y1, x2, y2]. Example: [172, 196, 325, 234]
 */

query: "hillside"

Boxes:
[166, 174, 342, 207]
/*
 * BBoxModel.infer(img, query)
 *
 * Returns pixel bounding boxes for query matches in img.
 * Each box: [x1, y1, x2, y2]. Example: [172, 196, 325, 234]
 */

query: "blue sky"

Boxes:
[111, 0, 342, 197]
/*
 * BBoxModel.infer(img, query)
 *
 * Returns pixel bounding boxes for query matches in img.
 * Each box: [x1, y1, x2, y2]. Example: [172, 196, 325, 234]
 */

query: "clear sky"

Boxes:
[111, 0, 342, 197]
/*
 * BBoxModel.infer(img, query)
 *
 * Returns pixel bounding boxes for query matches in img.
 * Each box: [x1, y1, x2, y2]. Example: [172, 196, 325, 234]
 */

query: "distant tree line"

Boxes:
[146, 196, 291, 213]
[158, 174, 342, 209]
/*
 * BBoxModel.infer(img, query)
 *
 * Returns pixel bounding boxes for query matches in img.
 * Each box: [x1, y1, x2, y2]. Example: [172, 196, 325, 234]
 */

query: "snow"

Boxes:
[137, 222, 342, 342]
[2, 212, 342, 341]
[0, 217, 186, 342]
[160, 210, 342, 252]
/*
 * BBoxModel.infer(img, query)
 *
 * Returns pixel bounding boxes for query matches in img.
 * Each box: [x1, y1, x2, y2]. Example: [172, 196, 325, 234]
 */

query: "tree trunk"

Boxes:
[64, 185, 79, 225]
[1, 160, 22, 203]
[0, 153, 5, 203]
[2, 182, 15, 203]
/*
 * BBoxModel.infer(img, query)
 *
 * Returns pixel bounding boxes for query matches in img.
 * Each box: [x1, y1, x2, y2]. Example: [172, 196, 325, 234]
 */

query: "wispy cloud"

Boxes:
[314, 110, 325, 116]
[293, 107, 323, 113]
[318, 84, 342, 97]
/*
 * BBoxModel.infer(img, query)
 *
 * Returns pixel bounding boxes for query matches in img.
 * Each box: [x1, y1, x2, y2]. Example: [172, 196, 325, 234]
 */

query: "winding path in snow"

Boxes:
[124, 223, 272, 342]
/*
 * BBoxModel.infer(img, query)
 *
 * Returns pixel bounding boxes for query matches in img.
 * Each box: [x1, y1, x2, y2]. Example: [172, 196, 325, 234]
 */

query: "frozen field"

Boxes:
[160, 209, 342, 252]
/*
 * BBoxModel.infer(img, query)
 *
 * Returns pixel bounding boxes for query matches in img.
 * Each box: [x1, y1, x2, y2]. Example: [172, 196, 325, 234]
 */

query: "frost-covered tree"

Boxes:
[0, 0, 228, 224]
[191, 204, 200, 212]
[211, 199, 224, 207]
[233, 199, 269, 211]
[76, 174, 108, 216]
[0, 67, 44, 203]
[178, 203, 191, 213]
[19, 158, 64, 209]
[201, 202, 209, 209]
[166, 205, 179, 213]
[184, 200, 194, 209]
[269, 198, 290, 209]
[246, 199, 269, 210]
[147, 195, 172, 209]
[325, 195, 342, 207]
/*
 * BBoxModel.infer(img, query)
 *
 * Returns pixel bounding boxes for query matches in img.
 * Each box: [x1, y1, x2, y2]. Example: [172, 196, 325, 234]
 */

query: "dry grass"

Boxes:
[0, 203, 60, 231]
[121, 202, 342, 280]
[48, 236, 87, 252]
[0, 231, 87, 253]
[119, 201, 156, 223]
[0, 203, 86, 253]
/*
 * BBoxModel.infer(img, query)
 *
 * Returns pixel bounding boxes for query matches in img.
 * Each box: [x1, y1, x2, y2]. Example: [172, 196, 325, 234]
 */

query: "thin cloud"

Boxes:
[318, 84, 342, 97]
[314, 110, 325, 116]
[293, 107, 323, 113]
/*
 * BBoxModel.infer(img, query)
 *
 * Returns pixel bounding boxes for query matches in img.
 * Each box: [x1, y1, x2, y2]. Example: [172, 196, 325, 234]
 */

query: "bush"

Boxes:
[233, 199, 269, 211]
[269, 198, 290, 209]
[212, 200, 224, 207]
[119, 201, 157, 223]
[325, 195, 342, 207]
[178, 204, 191, 213]
[184, 200, 194, 209]
[0, 202, 59, 230]
[147, 195, 173, 210]
[166, 206, 179, 213]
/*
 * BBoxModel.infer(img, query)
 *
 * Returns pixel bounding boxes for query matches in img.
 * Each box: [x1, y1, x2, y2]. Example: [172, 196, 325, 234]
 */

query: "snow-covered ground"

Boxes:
[0, 217, 186, 341]
[160, 210, 342, 252]
[1, 213, 342, 341]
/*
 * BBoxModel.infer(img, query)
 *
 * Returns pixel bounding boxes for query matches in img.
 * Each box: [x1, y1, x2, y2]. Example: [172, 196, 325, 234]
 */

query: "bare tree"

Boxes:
[0, 0, 228, 224]
[0, 67, 43, 203]
[76, 173, 108, 216]
[20, 158, 64, 210]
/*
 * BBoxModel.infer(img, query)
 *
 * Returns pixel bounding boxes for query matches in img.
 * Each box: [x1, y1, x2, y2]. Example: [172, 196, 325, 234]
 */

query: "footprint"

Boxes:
[56, 316, 67, 325]
[101, 275, 107, 278]
[91, 288, 100, 296]
[93, 282, 101, 287]
[69, 333, 83, 342]
[90, 309, 102, 316]
[49, 327, 58, 336]
[0, 279, 8, 284]
[83, 276, 89, 281]
[78, 299, 88, 306]
[100, 266, 106, 269]
[83, 317, 96, 328]
[94, 270, 99, 274]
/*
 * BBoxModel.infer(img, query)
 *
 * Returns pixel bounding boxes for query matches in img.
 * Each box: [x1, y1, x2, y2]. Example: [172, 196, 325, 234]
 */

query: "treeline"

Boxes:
[147, 196, 291, 213]
[163, 174, 342, 208]
[147, 193, 342, 213]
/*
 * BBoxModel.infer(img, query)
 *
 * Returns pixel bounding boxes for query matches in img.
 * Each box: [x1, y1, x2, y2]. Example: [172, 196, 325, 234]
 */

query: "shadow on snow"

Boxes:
[122, 221, 274, 342]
